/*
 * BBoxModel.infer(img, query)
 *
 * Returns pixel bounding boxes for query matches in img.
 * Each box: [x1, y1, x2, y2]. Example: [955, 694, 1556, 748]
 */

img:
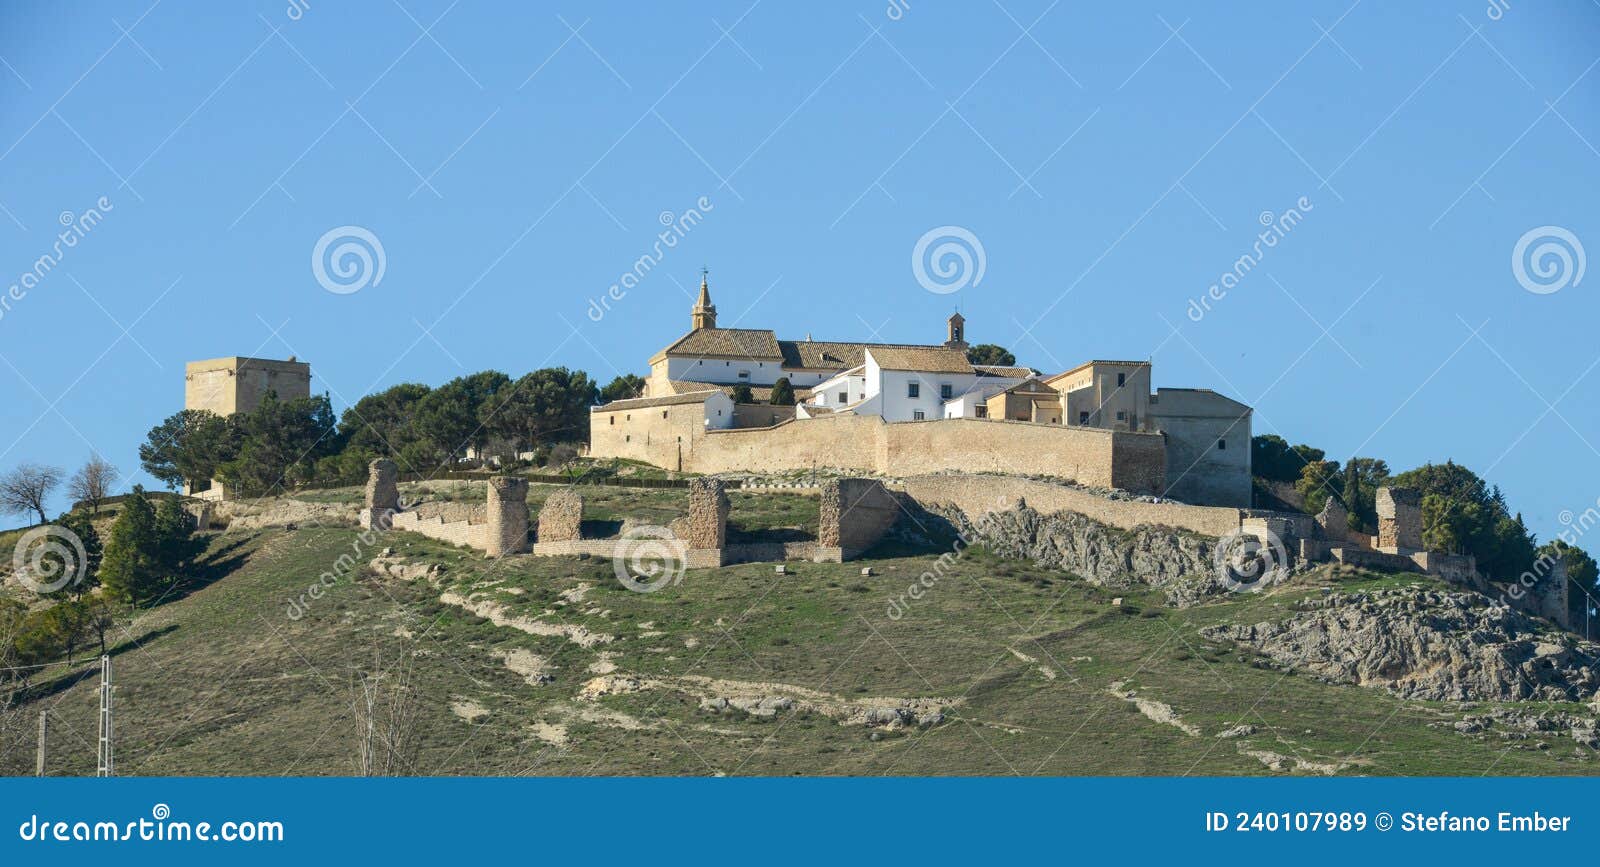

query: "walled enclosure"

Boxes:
[592, 408, 1169, 496]
[381, 475, 527, 556]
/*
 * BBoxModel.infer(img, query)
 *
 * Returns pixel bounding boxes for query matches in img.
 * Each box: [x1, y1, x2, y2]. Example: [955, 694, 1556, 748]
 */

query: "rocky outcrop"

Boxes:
[916, 502, 1222, 600]
[1204, 587, 1600, 702]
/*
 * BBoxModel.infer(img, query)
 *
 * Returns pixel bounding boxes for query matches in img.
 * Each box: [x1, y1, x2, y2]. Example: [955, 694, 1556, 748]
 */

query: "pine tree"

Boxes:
[153, 496, 196, 578]
[100, 487, 165, 607]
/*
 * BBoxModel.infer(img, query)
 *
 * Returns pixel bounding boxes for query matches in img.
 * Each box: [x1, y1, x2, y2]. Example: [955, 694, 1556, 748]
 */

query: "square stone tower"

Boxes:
[1376, 487, 1423, 553]
[185, 356, 311, 416]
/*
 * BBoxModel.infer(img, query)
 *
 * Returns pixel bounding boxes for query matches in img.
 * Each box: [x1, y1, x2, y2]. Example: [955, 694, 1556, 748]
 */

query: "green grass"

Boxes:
[5, 507, 1596, 777]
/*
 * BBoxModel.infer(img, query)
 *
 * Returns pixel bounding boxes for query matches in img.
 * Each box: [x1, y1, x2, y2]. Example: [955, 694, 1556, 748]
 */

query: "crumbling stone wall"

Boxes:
[537, 488, 584, 542]
[683, 478, 729, 550]
[816, 478, 901, 561]
[1376, 487, 1422, 553]
[1528, 557, 1572, 630]
[896, 474, 1242, 538]
[360, 458, 400, 529]
[1315, 498, 1349, 542]
[486, 476, 529, 557]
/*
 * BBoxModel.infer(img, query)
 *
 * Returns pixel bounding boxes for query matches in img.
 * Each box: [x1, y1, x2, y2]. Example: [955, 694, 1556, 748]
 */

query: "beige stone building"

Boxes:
[182, 355, 312, 499]
[591, 279, 1253, 506]
[185, 356, 311, 416]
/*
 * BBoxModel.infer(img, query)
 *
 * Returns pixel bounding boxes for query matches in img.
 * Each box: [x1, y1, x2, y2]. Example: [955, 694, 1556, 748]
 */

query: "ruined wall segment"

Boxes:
[682, 478, 729, 568]
[1376, 487, 1423, 553]
[816, 478, 901, 561]
[359, 458, 400, 530]
[537, 488, 584, 543]
[486, 476, 530, 557]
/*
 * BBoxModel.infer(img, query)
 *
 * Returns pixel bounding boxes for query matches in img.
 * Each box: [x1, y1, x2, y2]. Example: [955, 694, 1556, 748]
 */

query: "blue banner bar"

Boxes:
[1, 777, 1595, 863]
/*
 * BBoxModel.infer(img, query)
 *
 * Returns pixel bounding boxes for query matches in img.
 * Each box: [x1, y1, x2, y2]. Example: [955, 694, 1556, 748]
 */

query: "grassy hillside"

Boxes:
[5, 499, 1596, 776]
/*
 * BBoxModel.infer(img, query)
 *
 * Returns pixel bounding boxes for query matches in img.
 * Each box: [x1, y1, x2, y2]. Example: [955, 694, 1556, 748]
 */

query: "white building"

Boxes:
[615, 276, 1253, 505]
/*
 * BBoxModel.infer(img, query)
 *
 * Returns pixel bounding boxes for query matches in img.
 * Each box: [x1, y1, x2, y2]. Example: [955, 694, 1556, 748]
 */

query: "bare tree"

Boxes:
[67, 455, 119, 514]
[0, 463, 63, 526]
[353, 648, 420, 776]
[0, 603, 31, 775]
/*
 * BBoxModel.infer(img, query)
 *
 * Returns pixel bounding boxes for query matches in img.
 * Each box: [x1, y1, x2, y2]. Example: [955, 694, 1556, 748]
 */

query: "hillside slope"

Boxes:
[7, 516, 1598, 776]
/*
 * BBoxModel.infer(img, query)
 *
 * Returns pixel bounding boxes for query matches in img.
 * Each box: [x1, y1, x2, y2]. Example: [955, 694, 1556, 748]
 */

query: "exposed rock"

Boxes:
[1443, 708, 1600, 749]
[1216, 724, 1257, 739]
[1203, 587, 1600, 702]
[918, 502, 1222, 602]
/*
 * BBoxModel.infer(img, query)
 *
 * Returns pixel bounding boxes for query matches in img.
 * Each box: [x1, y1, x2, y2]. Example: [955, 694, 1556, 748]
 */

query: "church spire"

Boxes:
[691, 268, 717, 330]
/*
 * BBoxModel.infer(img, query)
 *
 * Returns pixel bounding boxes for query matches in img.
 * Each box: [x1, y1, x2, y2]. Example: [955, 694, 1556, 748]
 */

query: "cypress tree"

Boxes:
[100, 487, 164, 607]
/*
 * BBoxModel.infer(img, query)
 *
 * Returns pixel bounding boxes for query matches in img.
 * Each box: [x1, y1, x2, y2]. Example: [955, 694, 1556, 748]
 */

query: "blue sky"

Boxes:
[0, 1, 1597, 550]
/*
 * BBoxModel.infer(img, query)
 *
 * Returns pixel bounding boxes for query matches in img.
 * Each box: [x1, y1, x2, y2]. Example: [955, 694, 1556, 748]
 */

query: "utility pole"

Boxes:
[96, 655, 113, 777]
[35, 710, 46, 777]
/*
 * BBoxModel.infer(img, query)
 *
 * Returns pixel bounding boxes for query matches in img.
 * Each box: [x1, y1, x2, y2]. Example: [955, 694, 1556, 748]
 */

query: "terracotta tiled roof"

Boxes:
[777, 340, 875, 369]
[974, 364, 1036, 378]
[658, 328, 782, 360]
[592, 390, 722, 412]
[866, 346, 975, 374]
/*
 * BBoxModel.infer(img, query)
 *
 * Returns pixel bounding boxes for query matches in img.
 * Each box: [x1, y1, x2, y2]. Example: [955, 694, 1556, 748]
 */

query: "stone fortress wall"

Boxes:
[895, 474, 1243, 538]
[590, 409, 1170, 496]
[358, 462, 1576, 634]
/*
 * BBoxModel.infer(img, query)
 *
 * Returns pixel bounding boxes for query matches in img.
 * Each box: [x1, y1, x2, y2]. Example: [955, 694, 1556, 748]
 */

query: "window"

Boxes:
[1079, 411, 1090, 424]
[1217, 439, 1227, 450]
[913, 410, 926, 420]
[1050, 416, 1059, 424]
[609, 416, 615, 425]
[738, 370, 750, 380]
[940, 383, 952, 399]
[1116, 410, 1126, 421]
[625, 435, 631, 442]
[1117, 372, 1126, 387]
[626, 414, 631, 421]
[975, 405, 988, 418]
[837, 390, 847, 404]
[907, 382, 920, 398]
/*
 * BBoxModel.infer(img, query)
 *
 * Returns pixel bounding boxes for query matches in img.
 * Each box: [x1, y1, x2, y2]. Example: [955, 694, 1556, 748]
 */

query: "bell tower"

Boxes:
[944, 312, 966, 349]
[691, 269, 717, 330]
